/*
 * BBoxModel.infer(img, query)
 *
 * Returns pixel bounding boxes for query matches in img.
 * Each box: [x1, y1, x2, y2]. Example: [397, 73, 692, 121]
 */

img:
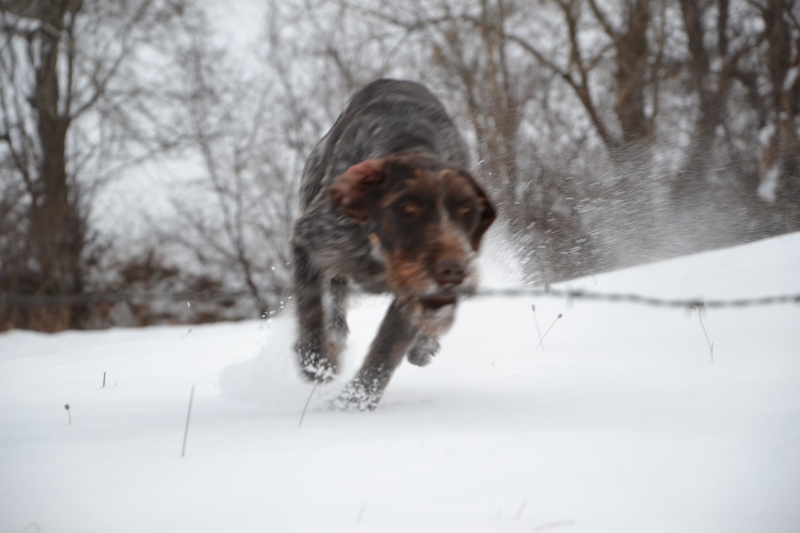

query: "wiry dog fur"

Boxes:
[291, 79, 496, 409]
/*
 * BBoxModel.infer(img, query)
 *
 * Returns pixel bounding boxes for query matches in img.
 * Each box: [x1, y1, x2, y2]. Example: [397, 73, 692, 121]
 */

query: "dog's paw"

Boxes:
[301, 362, 336, 383]
[406, 348, 432, 367]
[296, 342, 339, 383]
[407, 336, 440, 367]
[331, 380, 382, 411]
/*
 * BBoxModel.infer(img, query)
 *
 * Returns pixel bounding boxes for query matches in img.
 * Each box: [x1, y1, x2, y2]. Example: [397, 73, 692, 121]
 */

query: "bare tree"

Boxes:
[753, 0, 800, 228]
[0, 0, 190, 330]
[156, 0, 799, 291]
[672, 0, 739, 204]
[5, 0, 796, 331]
[154, 2, 338, 317]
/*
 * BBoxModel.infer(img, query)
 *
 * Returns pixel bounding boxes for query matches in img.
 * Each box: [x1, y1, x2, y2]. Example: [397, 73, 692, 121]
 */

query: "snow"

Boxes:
[784, 66, 799, 93]
[758, 166, 780, 203]
[758, 123, 775, 147]
[2, 232, 800, 532]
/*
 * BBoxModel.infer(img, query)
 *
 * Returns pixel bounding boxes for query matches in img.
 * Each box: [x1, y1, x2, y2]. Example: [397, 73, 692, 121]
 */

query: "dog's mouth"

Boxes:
[419, 292, 458, 310]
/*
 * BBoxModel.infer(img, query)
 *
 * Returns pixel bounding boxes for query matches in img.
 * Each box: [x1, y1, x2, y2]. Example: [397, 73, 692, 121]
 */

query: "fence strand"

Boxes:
[3, 287, 799, 310]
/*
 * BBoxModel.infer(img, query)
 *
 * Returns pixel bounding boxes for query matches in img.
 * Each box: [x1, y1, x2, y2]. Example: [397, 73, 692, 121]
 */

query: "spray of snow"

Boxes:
[476, 220, 528, 289]
[218, 220, 526, 407]
[218, 315, 334, 408]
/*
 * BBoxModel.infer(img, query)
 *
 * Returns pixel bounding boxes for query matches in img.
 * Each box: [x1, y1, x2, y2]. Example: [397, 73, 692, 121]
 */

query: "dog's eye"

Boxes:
[398, 201, 421, 217]
[455, 201, 474, 219]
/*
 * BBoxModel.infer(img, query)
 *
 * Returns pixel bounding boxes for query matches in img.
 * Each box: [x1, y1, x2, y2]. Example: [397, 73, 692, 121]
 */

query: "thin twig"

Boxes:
[531, 304, 545, 354]
[514, 499, 529, 520]
[2, 287, 798, 309]
[695, 305, 715, 363]
[181, 384, 195, 458]
[298, 381, 319, 428]
[535, 314, 563, 351]
[533, 519, 577, 532]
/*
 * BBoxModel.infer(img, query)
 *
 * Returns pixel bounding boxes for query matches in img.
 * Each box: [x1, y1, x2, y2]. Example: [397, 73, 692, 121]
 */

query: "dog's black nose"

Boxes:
[434, 258, 466, 286]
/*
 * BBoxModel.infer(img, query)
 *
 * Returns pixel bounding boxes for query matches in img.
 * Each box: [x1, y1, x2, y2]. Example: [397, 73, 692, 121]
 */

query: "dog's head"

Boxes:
[329, 151, 496, 309]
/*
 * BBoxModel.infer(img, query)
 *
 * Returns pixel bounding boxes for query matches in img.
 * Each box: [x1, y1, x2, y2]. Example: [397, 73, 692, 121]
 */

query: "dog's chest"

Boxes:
[296, 211, 388, 290]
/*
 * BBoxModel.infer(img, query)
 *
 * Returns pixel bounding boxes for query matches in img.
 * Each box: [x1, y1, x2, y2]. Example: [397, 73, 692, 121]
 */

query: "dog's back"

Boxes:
[299, 79, 470, 211]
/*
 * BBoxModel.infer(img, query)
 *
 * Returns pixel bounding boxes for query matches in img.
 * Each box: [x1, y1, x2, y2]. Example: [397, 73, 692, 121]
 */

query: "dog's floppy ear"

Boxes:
[467, 177, 496, 250]
[329, 159, 386, 222]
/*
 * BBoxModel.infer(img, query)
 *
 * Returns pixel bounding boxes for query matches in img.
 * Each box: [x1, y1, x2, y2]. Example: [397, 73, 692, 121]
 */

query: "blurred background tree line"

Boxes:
[1, 0, 798, 331]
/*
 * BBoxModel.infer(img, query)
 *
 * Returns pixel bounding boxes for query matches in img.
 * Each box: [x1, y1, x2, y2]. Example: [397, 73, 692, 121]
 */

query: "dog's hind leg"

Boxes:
[292, 244, 338, 381]
[336, 299, 419, 410]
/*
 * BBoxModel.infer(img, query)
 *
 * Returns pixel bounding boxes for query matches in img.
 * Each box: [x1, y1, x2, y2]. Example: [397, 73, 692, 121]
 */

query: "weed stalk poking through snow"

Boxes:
[298, 381, 319, 427]
[181, 384, 195, 458]
[514, 499, 529, 520]
[356, 504, 366, 523]
[531, 305, 545, 354]
[64, 404, 71, 425]
[535, 314, 563, 352]
[694, 304, 714, 363]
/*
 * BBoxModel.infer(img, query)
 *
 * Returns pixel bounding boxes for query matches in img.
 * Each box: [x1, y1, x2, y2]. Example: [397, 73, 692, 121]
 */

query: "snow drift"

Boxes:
[1, 232, 799, 533]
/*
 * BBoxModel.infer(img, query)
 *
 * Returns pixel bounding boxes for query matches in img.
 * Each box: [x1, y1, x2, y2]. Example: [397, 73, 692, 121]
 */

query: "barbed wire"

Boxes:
[474, 287, 800, 309]
[2, 286, 799, 310]
[0, 290, 257, 306]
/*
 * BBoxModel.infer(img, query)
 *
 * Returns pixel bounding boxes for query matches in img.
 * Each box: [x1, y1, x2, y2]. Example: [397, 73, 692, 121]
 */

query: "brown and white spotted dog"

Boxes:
[290, 79, 496, 410]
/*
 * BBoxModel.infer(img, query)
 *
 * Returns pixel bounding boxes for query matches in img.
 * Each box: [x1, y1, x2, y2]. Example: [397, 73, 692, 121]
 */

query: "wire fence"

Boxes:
[473, 287, 800, 309]
[3, 286, 799, 310]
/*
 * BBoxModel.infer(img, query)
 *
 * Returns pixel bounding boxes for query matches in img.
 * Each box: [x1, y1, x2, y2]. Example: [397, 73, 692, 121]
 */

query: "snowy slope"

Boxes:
[1, 232, 799, 533]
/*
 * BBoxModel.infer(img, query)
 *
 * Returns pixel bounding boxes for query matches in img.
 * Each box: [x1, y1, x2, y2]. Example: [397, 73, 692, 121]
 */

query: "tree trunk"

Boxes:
[760, 0, 800, 229]
[614, 0, 651, 145]
[28, 0, 86, 328]
[672, 0, 727, 206]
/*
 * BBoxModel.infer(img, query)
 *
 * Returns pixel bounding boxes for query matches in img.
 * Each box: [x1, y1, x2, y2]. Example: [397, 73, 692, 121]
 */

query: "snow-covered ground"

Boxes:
[1, 232, 799, 533]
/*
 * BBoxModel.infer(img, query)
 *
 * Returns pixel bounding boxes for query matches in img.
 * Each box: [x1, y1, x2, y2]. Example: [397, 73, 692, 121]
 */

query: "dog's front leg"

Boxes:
[292, 243, 338, 381]
[328, 276, 350, 349]
[336, 299, 419, 410]
[407, 334, 440, 367]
